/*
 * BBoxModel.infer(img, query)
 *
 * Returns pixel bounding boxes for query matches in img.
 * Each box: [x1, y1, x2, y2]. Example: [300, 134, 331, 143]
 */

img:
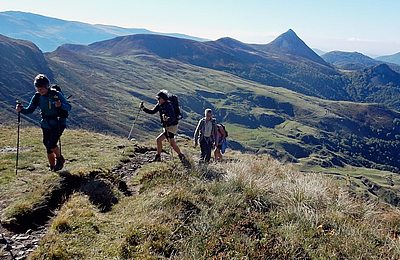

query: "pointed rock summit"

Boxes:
[259, 29, 328, 65]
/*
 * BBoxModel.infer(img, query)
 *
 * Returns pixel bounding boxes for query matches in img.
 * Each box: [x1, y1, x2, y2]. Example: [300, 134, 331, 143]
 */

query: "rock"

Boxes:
[12, 244, 25, 250]
[25, 229, 33, 235]
[16, 235, 30, 240]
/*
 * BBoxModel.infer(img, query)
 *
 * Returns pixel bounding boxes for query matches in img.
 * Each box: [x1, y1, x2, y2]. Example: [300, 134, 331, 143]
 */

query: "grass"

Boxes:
[0, 126, 132, 221]
[29, 147, 400, 259]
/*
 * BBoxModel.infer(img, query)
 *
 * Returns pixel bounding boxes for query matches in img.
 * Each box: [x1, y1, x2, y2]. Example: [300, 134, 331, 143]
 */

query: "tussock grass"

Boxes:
[24, 141, 400, 259]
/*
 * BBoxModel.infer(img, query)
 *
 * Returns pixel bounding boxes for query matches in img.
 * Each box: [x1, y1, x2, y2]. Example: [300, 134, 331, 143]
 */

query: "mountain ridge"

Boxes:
[0, 11, 207, 52]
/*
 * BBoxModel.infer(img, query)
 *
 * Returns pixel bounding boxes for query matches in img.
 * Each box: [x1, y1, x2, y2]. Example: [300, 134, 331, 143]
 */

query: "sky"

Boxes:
[0, 0, 399, 56]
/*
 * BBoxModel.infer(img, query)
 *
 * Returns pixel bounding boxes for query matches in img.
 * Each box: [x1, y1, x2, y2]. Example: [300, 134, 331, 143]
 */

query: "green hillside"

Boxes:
[45, 44, 400, 172]
[1, 33, 400, 173]
[1, 127, 400, 259]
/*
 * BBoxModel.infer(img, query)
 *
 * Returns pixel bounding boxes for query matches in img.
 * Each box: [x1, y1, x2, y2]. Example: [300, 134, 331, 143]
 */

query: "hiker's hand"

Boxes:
[140, 102, 144, 109]
[16, 103, 23, 112]
[55, 100, 62, 108]
[162, 114, 169, 122]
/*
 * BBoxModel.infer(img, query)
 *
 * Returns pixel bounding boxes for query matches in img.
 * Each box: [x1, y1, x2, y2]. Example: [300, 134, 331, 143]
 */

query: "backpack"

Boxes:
[33, 84, 70, 119]
[168, 95, 182, 120]
[217, 124, 228, 138]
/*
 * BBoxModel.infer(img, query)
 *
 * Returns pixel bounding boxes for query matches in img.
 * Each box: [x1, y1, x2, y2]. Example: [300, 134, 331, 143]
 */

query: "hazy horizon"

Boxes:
[1, 0, 399, 57]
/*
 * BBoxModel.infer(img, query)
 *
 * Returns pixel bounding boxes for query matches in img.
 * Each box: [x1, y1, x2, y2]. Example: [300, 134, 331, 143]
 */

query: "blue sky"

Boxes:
[1, 0, 399, 56]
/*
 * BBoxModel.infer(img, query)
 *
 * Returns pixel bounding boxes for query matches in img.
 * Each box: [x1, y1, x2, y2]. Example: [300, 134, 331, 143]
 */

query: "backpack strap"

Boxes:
[32, 92, 41, 106]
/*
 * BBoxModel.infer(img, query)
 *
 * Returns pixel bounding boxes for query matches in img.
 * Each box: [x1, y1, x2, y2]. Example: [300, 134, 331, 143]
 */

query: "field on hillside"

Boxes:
[1, 127, 400, 259]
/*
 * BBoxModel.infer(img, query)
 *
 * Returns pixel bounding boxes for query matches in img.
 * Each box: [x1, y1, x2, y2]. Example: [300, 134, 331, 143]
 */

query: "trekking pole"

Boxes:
[58, 117, 62, 156]
[128, 104, 142, 140]
[15, 100, 21, 175]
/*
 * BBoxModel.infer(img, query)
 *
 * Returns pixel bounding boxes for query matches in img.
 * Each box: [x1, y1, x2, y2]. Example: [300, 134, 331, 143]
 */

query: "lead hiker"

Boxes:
[15, 74, 71, 171]
[194, 108, 218, 163]
[140, 90, 186, 162]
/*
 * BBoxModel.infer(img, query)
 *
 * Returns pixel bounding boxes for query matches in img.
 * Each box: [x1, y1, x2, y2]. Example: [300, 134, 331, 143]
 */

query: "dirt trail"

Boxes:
[0, 146, 158, 260]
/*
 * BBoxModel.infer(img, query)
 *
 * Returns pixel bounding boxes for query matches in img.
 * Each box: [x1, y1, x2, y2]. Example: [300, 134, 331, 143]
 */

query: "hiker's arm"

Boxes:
[142, 104, 159, 114]
[57, 93, 71, 111]
[20, 95, 38, 114]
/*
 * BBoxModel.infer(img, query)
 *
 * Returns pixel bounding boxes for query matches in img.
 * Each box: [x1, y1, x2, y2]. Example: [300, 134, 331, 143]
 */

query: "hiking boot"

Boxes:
[178, 153, 186, 162]
[54, 155, 65, 171]
[153, 154, 161, 162]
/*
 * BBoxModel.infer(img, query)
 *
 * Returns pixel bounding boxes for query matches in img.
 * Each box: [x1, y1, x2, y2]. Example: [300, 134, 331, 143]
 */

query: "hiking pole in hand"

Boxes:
[128, 103, 142, 140]
[15, 100, 21, 175]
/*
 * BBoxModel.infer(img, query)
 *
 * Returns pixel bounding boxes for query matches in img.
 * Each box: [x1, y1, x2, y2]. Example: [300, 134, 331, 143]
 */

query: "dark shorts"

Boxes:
[163, 130, 175, 139]
[42, 126, 65, 154]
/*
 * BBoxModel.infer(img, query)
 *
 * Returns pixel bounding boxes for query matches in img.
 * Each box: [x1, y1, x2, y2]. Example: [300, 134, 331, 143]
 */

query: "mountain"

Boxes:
[345, 64, 400, 108]
[0, 34, 53, 125]
[322, 50, 400, 74]
[0, 11, 207, 52]
[376, 52, 400, 66]
[83, 33, 348, 100]
[252, 29, 328, 66]
[1, 33, 400, 173]
[4, 34, 400, 172]
[313, 48, 326, 56]
[322, 51, 381, 70]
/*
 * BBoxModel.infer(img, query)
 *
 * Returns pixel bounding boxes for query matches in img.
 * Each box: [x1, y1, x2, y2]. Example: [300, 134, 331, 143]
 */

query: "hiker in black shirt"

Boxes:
[141, 90, 185, 162]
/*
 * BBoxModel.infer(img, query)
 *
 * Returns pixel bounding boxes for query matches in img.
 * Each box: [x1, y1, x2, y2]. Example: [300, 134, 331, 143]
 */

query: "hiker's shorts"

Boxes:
[164, 124, 178, 139]
[42, 126, 65, 154]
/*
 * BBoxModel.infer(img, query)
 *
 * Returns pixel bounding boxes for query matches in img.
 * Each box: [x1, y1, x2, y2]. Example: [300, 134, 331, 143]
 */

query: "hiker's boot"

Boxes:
[49, 165, 55, 172]
[54, 155, 65, 171]
[153, 154, 161, 162]
[178, 153, 186, 162]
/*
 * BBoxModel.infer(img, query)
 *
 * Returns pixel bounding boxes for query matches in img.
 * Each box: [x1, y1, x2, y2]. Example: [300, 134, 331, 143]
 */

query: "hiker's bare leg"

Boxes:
[47, 152, 56, 167]
[51, 146, 61, 158]
[214, 148, 222, 161]
[156, 133, 166, 155]
[169, 138, 182, 154]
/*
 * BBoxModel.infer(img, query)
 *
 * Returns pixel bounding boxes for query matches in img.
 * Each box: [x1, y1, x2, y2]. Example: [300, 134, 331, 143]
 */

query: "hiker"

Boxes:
[194, 108, 218, 163]
[15, 74, 71, 171]
[140, 90, 186, 162]
[214, 123, 228, 161]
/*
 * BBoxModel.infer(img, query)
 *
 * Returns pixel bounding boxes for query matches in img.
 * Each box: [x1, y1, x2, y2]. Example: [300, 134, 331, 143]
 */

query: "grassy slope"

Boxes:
[1, 126, 400, 259]
[0, 126, 132, 221]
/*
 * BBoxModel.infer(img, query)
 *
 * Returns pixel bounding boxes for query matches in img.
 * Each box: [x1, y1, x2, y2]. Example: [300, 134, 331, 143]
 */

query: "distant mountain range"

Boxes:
[376, 52, 400, 66]
[0, 11, 207, 52]
[322, 50, 400, 72]
[1, 31, 400, 173]
[322, 51, 382, 70]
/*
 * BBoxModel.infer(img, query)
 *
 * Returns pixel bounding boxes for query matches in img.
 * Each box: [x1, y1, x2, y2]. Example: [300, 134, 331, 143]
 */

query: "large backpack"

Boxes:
[33, 84, 69, 119]
[168, 95, 182, 120]
[217, 123, 228, 138]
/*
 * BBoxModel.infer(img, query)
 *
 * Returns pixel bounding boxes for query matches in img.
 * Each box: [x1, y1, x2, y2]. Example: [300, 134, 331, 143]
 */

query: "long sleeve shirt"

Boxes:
[142, 101, 177, 126]
[21, 91, 71, 129]
[194, 118, 218, 144]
